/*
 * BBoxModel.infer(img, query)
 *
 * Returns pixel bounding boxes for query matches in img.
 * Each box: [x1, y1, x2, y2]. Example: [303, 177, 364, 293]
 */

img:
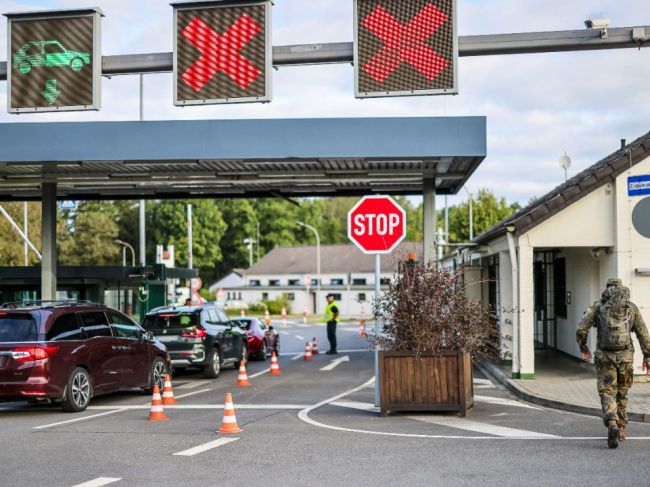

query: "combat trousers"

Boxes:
[327, 320, 337, 352]
[595, 352, 634, 427]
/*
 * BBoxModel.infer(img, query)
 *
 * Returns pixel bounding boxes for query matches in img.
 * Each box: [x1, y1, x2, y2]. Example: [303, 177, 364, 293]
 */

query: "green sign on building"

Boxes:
[5, 8, 103, 113]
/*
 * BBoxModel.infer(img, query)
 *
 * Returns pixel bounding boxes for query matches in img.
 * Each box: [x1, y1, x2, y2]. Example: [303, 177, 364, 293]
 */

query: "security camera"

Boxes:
[590, 248, 603, 259]
[585, 19, 610, 38]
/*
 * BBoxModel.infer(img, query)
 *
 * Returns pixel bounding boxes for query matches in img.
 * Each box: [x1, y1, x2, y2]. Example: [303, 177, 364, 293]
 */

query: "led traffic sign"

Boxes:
[4, 8, 103, 113]
[354, 0, 457, 98]
[173, 0, 272, 106]
[348, 195, 407, 254]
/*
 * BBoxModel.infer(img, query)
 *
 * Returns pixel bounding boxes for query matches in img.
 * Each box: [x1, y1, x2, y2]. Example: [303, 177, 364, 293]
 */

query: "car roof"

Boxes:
[0, 301, 105, 312]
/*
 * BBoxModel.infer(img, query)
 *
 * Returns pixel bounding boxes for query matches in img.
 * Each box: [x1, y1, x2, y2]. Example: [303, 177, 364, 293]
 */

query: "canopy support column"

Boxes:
[41, 183, 57, 301]
[423, 177, 437, 264]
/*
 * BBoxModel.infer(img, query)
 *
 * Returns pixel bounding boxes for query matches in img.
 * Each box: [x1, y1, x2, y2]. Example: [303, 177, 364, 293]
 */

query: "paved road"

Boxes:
[1, 319, 649, 486]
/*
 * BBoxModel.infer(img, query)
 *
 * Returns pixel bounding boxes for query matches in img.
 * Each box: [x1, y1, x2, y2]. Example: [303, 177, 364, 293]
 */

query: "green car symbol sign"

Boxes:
[13, 40, 90, 74]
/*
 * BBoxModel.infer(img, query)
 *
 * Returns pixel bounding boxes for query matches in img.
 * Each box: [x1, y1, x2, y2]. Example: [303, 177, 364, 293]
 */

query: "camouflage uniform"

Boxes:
[576, 281, 650, 427]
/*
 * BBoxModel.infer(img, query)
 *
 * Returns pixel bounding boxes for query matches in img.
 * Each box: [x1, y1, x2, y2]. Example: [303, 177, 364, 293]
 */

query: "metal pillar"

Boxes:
[187, 204, 193, 269]
[23, 202, 28, 266]
[423, 178, 436, 264]
[41, 183, 57, 301]
[138, 74, 146, 268]
[374, 253, 381, 407]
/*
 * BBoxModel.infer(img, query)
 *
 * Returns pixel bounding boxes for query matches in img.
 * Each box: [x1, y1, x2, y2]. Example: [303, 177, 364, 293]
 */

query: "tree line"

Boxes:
[0, 190, 520, 283]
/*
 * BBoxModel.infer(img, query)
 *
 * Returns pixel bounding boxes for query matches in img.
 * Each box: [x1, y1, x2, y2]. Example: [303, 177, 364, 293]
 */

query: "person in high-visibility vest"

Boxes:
[324, 294, 340, 355]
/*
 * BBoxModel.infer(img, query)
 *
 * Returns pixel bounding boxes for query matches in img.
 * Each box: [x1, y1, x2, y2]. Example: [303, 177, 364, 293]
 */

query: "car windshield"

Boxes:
[0, 313, 38, 342]
[142, 312, 200, 330]
[234, 319, 252, 330]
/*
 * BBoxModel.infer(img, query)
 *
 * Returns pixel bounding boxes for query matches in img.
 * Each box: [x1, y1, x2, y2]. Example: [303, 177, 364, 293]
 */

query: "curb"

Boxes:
[477, 359, 649, 424]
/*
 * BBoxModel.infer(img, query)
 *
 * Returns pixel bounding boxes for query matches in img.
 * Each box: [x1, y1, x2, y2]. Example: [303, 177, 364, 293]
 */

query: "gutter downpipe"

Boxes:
[506, 229, 520, 378]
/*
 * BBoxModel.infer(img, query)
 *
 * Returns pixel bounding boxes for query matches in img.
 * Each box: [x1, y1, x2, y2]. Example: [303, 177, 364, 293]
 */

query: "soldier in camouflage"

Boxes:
[576, 278, 650, 449]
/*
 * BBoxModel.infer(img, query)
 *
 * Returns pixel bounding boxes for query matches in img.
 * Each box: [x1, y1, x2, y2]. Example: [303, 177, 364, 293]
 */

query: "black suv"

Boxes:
[142, 304, 247, 378]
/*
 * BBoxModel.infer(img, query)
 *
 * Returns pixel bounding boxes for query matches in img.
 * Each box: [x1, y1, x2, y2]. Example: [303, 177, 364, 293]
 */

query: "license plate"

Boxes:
[156, 335, 178, 343]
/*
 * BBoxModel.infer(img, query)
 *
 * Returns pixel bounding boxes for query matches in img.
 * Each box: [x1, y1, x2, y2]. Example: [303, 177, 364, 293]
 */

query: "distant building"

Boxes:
[446, 131, 650, 379]
[218, 242, 422, 316]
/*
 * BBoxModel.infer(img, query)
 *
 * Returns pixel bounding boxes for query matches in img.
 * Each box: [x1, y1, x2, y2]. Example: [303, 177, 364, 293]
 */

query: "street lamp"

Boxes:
[243, 238, 255, 269]
[559, 151, 572, 182]
[115, 239, 136, 266]
[464, 187, 474, 241]
[295, 221, 321, 294]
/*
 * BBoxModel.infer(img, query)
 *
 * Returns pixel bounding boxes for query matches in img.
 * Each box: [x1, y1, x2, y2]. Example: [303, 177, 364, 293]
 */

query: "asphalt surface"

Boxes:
[2, 319, 650, 487]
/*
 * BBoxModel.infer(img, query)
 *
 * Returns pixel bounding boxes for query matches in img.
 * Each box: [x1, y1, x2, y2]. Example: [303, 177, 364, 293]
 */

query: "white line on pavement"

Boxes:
[278, 349, 370, 357]
[473, 378, 494, 386]
[248, 368, 271, 378]
[320, 355, 350, 371]
[407, 416, 559, 438]
[176, 381, 212, 390]
[295, 335, 305, 340]
[280, 331, 290, 336]
[474, 395, 542, 410]
[291, 353, 304, 360]
[71, 478, 122, 487]
[174, 389, 212, 400]
[173, 437, 239, 456]
[331, 400, 379, 412]
[34, 409, 127, 430]
[87, 404, 310, 410]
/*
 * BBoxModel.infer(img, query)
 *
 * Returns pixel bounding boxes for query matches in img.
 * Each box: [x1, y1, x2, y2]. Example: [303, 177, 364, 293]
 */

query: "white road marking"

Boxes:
[474, 395, 542, 410]
[473, 378, 494, 386]
[407, 416, 559, 438]
[280, 331, 290, 336]
[291, 353, 304, 360]
[71, 478, 121, 487]
[176, 381, 212, 390]
[173, 437, 239, 456]
[278, 348, 369, 357]
[34, 409, 127, 430]
[320, 355, 350, 371]
[174, 388, 212, 400]
[87, 404, 309, 410]
[295, 335, 305, 340]
[248, 368, 271, 378]
[331, 400, 379, 412]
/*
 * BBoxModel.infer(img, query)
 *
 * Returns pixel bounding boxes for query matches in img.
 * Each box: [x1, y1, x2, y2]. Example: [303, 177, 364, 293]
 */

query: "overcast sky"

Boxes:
[1, 0, 649, 208]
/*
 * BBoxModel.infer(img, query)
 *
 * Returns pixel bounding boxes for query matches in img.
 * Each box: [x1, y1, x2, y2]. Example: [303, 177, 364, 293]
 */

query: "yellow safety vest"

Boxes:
[324, 301, 339, 321]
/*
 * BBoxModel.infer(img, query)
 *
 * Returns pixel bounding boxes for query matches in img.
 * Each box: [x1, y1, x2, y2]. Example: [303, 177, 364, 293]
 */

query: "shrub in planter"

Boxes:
[373, 260, 500, 416]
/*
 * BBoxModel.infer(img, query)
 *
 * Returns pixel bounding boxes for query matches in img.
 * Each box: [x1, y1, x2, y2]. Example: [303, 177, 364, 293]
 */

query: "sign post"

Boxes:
[347, 195, 406, 406]
[5, 8, 103, 113]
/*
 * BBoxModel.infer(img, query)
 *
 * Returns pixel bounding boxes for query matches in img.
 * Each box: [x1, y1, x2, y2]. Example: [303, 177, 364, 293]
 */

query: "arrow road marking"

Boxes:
[320, 355, 350, 371]
[42, 79, 60, 105]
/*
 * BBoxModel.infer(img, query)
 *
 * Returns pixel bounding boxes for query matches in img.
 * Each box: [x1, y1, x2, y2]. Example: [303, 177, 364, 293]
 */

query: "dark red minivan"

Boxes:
[0, 302, 169, 412]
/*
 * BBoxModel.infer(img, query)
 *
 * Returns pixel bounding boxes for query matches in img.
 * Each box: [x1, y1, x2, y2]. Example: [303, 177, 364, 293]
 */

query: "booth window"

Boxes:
[554, 258, 567, 318]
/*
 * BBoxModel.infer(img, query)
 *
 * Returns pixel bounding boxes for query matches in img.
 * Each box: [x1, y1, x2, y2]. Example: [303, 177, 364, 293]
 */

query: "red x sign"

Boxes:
[362, 3, 449, 83]
[181, 15, 261, 91]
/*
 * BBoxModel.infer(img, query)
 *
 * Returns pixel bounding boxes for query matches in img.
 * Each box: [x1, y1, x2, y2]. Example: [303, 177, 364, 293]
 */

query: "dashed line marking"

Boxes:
[176, 381, 212, 390]
[173, 437, 239, 456]
[248, 368, 271, 378]
[34, 409, 127, 430]
[295, 335, 305, 340]
[174, 388, 212, 400]
[71, 478, 122, 487]
[86, 404, 310, 410]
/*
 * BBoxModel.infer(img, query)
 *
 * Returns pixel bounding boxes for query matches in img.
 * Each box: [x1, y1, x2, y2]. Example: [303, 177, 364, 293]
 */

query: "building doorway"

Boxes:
[533, 251, 557, 350]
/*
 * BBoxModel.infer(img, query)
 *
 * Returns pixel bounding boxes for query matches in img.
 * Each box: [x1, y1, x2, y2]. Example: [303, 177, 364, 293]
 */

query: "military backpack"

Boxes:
[597, 286, 633, 351]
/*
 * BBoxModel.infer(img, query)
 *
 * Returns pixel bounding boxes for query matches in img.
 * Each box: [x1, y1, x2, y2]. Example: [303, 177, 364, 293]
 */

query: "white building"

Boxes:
[218, 242, 422, 317]
[447, 133, 650, 379]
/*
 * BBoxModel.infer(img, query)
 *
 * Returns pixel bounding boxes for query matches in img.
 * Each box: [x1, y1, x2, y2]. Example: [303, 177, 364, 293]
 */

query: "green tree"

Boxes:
[214, 199, 257, 276]
[0, 202, 42, 266]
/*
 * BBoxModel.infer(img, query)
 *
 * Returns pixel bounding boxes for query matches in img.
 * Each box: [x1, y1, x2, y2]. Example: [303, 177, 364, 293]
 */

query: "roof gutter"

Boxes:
[506, 228, 520, 378]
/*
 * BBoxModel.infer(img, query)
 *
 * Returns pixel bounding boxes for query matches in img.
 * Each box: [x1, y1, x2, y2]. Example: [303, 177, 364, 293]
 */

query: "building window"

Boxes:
[238, 292, 242, 300]
[380, 278, 390, 286]
[227, 292, 231, 300]
[358, 293, 366, 302]
[262, 292, 269, 300]
[352, 278, 367, 285]
[288, 279, 300, 286]
[487, 255, 500, 312]
[269, 279, 281, 287]
[330, 293, 342, 301]
[311, 278, 320, 286]
[554, 257, 567, 318]
[330, 278, 344, 286]
[249, 280, 261, 287]
[287, 293, 295, 301]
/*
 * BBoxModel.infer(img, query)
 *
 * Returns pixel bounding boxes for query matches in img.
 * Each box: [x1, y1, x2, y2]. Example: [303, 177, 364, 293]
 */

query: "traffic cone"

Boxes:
[240, 309, 245, 317]
[303, 310, 308, 324]
[235, 361, 252, 387]
[304, 342, 313, 361]
[269, 352, 282, 375]
[358, 320, 367, 338]
[147, 384, 169, 422]
[311, 337, 320, 355]
[161, 373, 177, 406]
[218, 393, 242, 434]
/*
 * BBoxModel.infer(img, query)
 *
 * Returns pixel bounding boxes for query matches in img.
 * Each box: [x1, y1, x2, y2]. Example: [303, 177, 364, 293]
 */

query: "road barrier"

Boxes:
[162, 374, 177, 406]
[311, 337, 319, 355]
[235, 361, 252, 387]
[358, 321, 367, 338]
[147, 384, 169, 422]
[304, 342, 313, 362]
[219, 393, 243, 434]
[269, 352, 282, 375]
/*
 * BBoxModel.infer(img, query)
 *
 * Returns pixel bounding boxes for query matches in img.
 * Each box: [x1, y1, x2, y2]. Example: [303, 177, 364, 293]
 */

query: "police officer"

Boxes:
[577, 278, 650, 449]
[324, 294, 340, 355]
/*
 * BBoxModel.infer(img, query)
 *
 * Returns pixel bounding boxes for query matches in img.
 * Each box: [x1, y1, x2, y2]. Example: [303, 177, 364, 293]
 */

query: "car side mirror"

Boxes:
[142, 331, 154, 341]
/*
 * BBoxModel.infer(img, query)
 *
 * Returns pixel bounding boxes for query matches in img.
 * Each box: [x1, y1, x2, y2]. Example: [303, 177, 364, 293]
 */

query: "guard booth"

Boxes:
[0, 264, 197, 320]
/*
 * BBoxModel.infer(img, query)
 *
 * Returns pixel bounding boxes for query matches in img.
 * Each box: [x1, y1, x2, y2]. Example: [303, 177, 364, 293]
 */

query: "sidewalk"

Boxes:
[480, 349, 650, 423]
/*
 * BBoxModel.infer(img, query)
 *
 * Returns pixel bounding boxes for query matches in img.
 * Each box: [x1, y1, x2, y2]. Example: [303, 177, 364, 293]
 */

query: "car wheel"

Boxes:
[204, 348, 221, 379]
[70, 57, 84, 71]
[143, 357, 168, 395]
[18, 61, 31, 74]
[61, 367, 92, 412]
[256, 340, 268, 361]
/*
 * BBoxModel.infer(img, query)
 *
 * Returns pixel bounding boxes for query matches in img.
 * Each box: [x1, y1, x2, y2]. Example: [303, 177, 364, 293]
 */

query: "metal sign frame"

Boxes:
[172, 0, 273, 106]
[353, 0, 458, 99]
[5, 8, 102, 113]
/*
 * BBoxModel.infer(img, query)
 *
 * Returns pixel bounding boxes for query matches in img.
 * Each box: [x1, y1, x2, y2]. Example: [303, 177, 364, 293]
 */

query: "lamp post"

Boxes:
[243, 238, 255, 269]
[295, 221, 321, 295]
[464, 187, 474, 241]
[559, 151, 572, 182]
[115, 239, 136, 266]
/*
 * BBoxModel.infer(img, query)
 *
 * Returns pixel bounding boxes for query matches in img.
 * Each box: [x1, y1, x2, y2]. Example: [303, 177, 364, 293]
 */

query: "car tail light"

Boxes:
[11, 346, 58, 363]
[20, 391, 47, 396]
[180, 327, 208, 338]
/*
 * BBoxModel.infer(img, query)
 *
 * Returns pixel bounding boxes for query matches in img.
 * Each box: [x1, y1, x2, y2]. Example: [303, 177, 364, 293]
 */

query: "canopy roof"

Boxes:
[0, 117, 486, 200]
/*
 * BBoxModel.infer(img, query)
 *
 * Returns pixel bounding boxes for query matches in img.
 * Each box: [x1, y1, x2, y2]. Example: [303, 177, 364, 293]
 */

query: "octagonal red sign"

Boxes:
[348, 195, 407, 254]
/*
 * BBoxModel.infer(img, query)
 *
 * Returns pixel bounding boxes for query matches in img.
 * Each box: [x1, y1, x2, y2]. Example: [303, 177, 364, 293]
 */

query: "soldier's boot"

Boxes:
[617, 423, 626, 441]
[607, 420, 619, 449]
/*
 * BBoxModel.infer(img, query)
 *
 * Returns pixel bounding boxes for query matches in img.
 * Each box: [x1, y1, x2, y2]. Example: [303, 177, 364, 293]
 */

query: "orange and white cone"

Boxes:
[358, 320, 367, 338]
[304, 342, 313, 361]
[147, 384, 169, 422]
[219, 392, 242, 434]
[235, 360, 252, 387]
[162, 373, 177, 406]
[269, 352, 282, 375]
[311, 337, 320, 355]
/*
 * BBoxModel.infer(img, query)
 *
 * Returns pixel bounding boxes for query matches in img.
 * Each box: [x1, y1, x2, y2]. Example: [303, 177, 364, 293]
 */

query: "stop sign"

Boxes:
[347, 196, 406, 254]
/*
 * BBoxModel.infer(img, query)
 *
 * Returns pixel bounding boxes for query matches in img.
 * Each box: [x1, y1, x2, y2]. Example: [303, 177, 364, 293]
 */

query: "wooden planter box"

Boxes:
[378, 351, 474, 417]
